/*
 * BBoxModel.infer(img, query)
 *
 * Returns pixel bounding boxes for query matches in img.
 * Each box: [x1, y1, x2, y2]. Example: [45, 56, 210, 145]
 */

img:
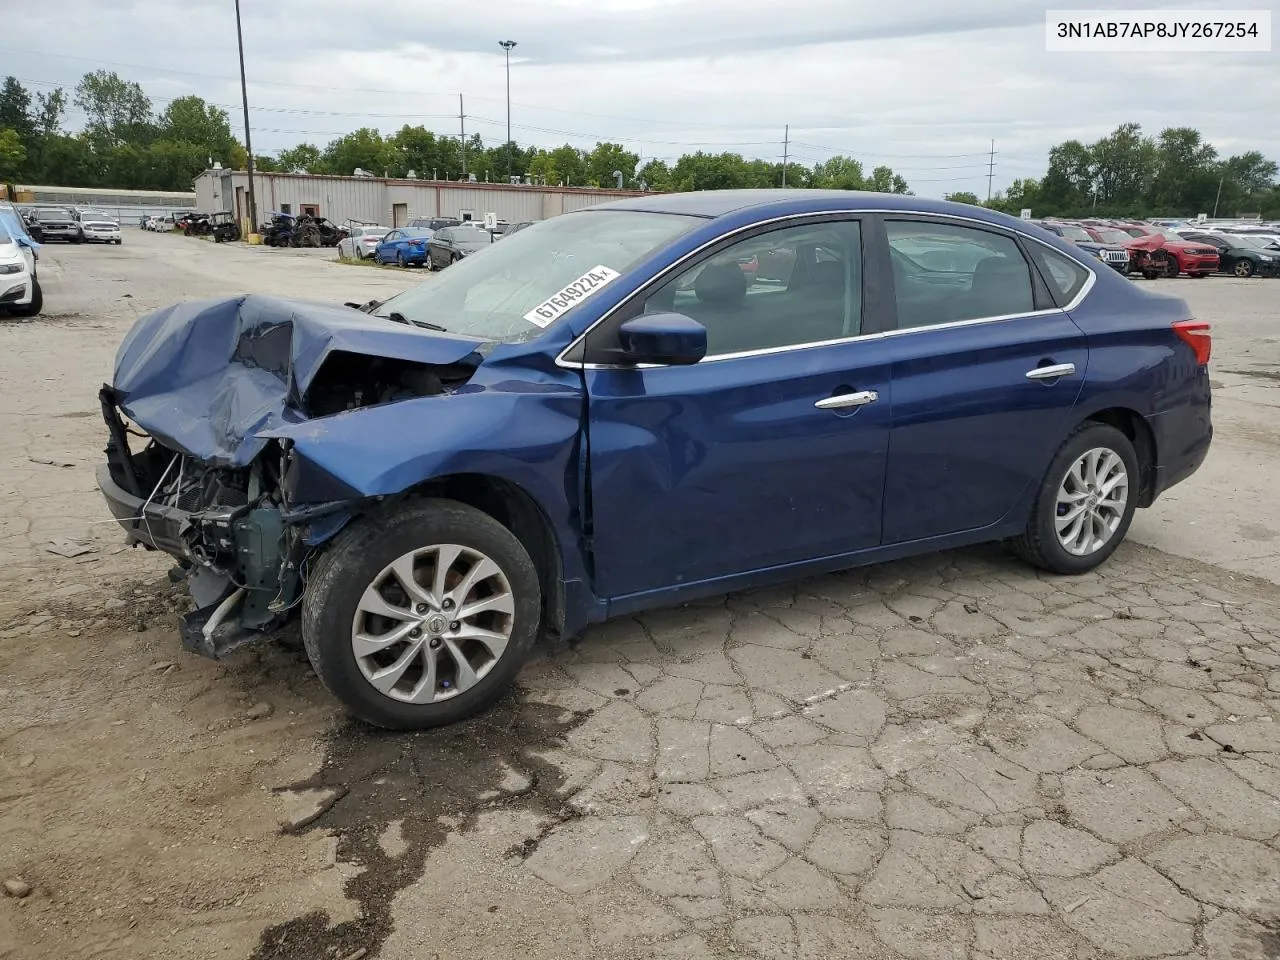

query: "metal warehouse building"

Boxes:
[193, 169, 645, 231]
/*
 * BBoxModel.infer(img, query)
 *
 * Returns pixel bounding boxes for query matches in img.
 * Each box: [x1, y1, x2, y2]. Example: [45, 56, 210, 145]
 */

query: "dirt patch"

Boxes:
[249, 697, 590, 960]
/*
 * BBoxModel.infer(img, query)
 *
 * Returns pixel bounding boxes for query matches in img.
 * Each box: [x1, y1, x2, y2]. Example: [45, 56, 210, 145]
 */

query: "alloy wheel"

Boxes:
[1054, 448, 1129, 557]
[350, 544, 515, 704]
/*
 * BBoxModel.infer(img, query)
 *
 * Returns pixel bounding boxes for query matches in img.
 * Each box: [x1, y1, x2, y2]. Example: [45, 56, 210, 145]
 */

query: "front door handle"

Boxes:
[815, 390, 879, 410]
[1025, 362, 1076, 381]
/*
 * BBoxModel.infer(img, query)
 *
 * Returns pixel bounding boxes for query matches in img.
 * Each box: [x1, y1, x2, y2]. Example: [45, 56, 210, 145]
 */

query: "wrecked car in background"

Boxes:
[99, 191, 1212, 730]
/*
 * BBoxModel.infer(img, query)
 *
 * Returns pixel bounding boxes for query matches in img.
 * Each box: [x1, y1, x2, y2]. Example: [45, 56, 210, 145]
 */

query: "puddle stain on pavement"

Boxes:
[248, 694, 591, 960]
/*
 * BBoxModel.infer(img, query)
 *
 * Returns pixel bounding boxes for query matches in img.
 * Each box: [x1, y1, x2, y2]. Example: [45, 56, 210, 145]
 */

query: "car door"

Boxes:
[580, 217, 895, 602]
[380, 230, 401, 262]
[878, 216, 1091, 544]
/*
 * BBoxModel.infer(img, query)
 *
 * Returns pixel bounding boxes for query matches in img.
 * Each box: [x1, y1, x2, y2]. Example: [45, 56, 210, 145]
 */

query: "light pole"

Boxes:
[234, 0, 257, 236]
[499, 40, 517, 183]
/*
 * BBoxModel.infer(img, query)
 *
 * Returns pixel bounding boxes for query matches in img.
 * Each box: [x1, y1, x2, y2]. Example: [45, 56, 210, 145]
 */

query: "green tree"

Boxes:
[1091, 123, 1154, 210]
[34, 88, 66, 137]
[943, 190, 981, 205]
[635, 158, 671, 191]
[1150, 127, 1218, 213]
[74, 70, 154, 148]
[1039, 140, 1095, 211]
[277, 143, 322, 174]
[0, 128, 27, 181]
[671, 152, 753, 190]
[811, 156, 864, 190]
[867, 165, 910, 194]
[158, 95, 238, 165]
[585, 142, 639, 188]
[0, 78, 35, 147]
[548, 144, 587, 186]
[320, 128, 389, 176]
[987, 177, 1042, 215]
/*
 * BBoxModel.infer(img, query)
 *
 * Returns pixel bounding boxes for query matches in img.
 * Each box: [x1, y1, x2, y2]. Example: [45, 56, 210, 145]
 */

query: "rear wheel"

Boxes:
[1164, 256, 1180, 278]
[1234, 259, 1255, 278]
[301, 500, 542, 729]
[397, 251, 407, 267]
[1009, 422, 1139, 575]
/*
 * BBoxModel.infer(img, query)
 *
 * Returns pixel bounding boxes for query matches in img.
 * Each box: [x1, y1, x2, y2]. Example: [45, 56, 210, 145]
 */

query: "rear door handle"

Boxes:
[1025, 362, 1076, 381]
[815, 390, 879, 410]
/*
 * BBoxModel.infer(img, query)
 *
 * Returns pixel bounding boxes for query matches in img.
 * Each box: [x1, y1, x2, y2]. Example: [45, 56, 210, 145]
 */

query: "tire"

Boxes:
[114, 239, 122, 245]
[71, 234, 83, 245]
[9, 278, 43, 318]
[1191, 272, 1207, 278]
[397, 251, 406, 267]
[425, 255, 435, 272]
[1008, 422, 1139, 575]
[1142, 269, 1159, 280]
[1234, 259, 1255, 278]
[1163, 256, 1180, 278]
[301, 499, 542, 730]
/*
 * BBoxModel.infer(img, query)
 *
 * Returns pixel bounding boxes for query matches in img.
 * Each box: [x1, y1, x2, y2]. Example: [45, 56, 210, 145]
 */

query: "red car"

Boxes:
[1082, 224, 1168, 279]
[1114, 223, 1220, 278]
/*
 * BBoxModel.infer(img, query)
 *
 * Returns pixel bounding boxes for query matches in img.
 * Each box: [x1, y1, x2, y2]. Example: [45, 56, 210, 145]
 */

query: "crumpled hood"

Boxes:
[111, 294, 485, 467]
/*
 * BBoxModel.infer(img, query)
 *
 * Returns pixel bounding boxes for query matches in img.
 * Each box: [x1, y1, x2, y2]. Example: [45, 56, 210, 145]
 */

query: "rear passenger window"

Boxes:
[1029, 244, 1091, 305]
[886, 220, 1035, 329]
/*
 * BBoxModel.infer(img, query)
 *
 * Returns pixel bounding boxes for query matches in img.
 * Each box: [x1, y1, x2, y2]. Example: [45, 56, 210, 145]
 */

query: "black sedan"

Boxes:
[425, 224, 494, 270]
[1179, 231, 1280, 278]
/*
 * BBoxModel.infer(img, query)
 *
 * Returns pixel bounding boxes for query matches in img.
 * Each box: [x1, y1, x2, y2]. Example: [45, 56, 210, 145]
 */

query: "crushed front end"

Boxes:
[98, 386, 310, 658]
[96, 293, 485, 660]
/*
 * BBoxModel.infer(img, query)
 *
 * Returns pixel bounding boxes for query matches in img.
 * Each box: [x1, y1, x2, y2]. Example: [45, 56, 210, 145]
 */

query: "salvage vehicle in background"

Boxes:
[31, 205, 83, 243]
[97, 191, 1213, 730]
[424, 224, 494, 269]
[1080, 225, 1167, 279]
[209, 212, 242, 243]
[337, 224, 391, 259]
[79, 211, 123, 245]
[1178, 231, 1280, 278]
[1155, 232, 1220, 278]
[374, 228, 433, 266]
[1032, 220, 1130, 273]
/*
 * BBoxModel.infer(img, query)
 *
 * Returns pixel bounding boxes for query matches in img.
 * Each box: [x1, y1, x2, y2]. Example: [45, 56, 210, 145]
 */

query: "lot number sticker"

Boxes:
[523, 265, 622, 328]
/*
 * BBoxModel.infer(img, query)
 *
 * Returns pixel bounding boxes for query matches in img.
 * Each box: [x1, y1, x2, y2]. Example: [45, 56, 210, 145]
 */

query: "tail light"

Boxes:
[1173, 320, 1211, 366]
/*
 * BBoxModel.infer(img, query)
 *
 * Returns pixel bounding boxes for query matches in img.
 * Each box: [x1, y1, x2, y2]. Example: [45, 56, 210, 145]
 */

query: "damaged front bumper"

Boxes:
[98, 387, 312, 660]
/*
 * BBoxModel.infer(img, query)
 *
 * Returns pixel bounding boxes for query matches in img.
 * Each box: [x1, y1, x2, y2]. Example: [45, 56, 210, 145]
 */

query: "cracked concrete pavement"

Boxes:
[1, 231, 1279, 960]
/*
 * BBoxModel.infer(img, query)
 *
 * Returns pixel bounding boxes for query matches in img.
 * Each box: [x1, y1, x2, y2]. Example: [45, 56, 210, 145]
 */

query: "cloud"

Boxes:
[2, 0, 1277, 198]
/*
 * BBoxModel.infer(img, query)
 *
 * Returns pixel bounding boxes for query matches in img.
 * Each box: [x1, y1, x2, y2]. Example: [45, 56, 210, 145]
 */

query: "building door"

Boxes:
[235, 186, 245, 226]
[392, 203, 408, 227]
[300, 204, 319, 217]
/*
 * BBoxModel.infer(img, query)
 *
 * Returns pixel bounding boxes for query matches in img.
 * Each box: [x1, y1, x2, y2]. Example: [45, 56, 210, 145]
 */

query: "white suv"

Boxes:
[79, 210, 123, 244]
[0, 215, 41, 317]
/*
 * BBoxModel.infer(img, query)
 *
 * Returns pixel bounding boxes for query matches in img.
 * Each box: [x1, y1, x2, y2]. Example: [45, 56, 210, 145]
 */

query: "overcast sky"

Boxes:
[2, 0, 1277, 197]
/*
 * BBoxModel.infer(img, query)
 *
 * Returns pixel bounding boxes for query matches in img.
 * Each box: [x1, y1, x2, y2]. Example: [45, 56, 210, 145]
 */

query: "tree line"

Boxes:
[1, 72, 1277, 218]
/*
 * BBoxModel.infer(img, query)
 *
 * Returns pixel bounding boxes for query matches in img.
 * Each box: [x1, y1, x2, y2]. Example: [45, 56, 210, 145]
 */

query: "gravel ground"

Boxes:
[1, 231, 1278, 960]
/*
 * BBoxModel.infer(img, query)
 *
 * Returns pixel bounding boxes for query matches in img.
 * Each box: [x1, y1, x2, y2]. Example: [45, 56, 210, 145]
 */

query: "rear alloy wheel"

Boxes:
[1164, 256, 1180, 278]
[301, 500, 542, 729]
[1009, 422, 1139, 574]
[397, 250, 407, 267]
[1234, 259, 1255, 278]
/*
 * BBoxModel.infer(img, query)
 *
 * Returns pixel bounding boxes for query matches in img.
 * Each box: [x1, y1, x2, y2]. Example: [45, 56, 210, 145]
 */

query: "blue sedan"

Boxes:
[97, 190, 1212, 729]
[373, 227, 433, 266]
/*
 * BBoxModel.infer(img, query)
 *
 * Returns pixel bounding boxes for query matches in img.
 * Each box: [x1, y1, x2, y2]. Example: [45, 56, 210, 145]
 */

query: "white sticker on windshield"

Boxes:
[523, 265, 622, 328]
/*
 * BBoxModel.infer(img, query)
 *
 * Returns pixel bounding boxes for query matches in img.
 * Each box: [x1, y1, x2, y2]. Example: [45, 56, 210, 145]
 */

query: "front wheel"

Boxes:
[1234, 259, 1255, 278]
[1164, 257, 1180, 278]
[9, 278, 42, 318]
[301, 500, 542, 730]
[1009, 422, 1139, 575]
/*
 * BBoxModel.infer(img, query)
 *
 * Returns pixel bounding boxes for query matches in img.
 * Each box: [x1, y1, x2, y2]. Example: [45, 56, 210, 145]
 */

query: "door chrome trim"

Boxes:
[815, 390, 879, 410]
[1025, 362, 1077, 380]
[555, 207, 1099, 371]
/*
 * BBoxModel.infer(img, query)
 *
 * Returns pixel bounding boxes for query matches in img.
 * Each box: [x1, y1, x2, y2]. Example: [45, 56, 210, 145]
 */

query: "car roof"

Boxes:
[590, 189, 1038, 231]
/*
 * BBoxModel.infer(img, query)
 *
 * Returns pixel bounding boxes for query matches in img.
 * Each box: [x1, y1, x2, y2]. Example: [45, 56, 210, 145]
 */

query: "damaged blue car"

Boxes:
[98, 190, 1212, 729]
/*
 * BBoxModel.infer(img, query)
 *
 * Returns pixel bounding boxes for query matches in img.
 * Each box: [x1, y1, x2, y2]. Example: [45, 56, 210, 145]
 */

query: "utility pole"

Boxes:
[1212, 176, 1224, 217]
[986, 139, 996, 203]
[233, 0, 257, 235]
[782, 125, 789, 188]
[459, 94, 467, 178]
[499, 41, 517, 183]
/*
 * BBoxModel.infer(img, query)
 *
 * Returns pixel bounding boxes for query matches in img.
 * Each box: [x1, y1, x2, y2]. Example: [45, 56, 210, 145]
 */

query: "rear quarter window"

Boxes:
[1028, 243, 1092, 306]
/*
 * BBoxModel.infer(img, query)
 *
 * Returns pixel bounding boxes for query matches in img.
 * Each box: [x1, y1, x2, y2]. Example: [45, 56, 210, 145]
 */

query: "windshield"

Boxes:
[1056, 224, 1092, 243]
[82, 211, 115, 222]
[375, 209, 701, 342]
[35, 207, 74, 220]
[1094, 228, 1132, 245]
[1229, 235, 1268, 250]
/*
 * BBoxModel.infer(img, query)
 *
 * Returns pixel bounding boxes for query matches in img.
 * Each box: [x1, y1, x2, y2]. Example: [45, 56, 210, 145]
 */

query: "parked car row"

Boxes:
[358, 219, 537, 269]
[14, 204, 122, 245]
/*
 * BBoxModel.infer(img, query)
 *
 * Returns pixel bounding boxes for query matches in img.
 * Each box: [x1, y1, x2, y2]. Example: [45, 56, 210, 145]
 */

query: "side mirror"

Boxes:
[617, 313, 707, 366]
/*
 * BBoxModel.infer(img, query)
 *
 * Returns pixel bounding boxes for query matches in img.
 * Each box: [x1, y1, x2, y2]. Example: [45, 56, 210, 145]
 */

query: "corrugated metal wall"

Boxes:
[193, 171, 646, 230]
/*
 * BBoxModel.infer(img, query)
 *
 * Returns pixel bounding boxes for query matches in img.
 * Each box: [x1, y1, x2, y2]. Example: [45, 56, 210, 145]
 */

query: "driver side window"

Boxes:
[641, 220, 863, 357]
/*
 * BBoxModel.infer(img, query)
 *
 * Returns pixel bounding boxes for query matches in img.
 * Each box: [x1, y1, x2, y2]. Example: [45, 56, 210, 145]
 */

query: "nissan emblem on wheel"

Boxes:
[95, 191, 1212, 729]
